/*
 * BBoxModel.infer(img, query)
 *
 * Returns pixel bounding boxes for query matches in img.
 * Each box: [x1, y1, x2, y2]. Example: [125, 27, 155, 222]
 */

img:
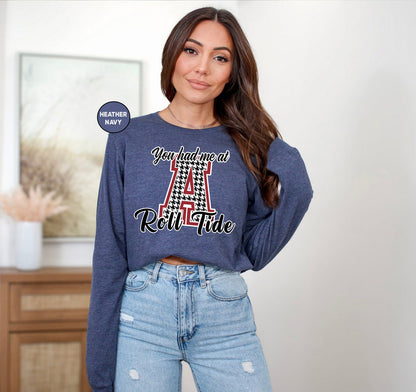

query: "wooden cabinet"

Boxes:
[0, 267, 92, 392]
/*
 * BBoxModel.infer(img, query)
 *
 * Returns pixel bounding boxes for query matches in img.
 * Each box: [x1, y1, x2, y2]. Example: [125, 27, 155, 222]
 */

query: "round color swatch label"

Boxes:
[97, 101, 130, 133]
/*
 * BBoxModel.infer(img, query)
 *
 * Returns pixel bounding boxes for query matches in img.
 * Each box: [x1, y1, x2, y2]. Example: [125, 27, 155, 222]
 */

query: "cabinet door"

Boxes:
[10, 331, 90, 392]
[10, 282, 90, 322]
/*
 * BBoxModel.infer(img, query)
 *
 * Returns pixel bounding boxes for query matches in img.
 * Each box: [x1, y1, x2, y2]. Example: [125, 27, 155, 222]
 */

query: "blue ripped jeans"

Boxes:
[114, 260, 272, 392]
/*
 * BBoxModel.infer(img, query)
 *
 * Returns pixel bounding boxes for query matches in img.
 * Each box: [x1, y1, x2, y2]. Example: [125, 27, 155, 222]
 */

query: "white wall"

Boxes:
[1, 1, 415, 391]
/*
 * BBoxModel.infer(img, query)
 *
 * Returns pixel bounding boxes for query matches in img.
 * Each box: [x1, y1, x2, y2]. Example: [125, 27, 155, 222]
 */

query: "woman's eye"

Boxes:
[215, 56, 229, 63]
[183, 47, 197, 55]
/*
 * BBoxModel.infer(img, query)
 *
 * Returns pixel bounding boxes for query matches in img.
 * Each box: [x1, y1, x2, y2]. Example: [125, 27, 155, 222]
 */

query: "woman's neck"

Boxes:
[165, 98, 218, 129]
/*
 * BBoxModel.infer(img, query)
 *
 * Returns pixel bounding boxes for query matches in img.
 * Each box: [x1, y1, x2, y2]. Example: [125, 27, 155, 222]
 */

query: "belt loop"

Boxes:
[151, 261, 162, 283]
[198, 264, 207, 288]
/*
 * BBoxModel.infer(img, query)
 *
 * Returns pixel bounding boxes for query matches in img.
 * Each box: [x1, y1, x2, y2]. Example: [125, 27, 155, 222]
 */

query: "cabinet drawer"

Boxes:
[10, 282, 91, 322]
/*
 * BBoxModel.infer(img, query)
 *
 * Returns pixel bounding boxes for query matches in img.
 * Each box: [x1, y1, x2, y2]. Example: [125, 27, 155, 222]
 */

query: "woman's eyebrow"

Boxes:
[186, 38, 232, 55]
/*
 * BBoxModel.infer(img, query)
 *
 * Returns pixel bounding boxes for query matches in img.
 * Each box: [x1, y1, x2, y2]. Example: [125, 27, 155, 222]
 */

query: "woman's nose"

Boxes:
[194, 55, 210, 75]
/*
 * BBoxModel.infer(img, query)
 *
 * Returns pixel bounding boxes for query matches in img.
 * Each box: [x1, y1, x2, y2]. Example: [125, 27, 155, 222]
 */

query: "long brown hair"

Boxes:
[161, 7, 282, 207]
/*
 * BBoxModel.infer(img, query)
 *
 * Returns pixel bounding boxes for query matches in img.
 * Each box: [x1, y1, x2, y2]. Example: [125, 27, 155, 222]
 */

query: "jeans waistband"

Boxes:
[141, 260, 240, 288]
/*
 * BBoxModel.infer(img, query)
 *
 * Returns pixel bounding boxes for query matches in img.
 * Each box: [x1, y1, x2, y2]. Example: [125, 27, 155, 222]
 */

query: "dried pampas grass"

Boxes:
[0, 185, 68, 222]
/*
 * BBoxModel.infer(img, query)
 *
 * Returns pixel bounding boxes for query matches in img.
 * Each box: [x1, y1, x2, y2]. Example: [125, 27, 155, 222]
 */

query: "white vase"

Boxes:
[15, 221, 43, 270]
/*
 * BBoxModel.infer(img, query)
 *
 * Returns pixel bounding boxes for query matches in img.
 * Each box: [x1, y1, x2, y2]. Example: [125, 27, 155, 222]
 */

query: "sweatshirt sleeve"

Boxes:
[86, 133, 128, 391]
[243, 137, 313, 271]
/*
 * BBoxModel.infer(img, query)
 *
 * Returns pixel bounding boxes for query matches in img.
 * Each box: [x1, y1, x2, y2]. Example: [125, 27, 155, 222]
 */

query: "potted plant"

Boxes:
[0, 185, 67, 270]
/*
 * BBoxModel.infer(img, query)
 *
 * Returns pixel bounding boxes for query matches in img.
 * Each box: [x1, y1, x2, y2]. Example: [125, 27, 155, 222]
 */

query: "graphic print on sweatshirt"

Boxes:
[134, 146, 236, 236]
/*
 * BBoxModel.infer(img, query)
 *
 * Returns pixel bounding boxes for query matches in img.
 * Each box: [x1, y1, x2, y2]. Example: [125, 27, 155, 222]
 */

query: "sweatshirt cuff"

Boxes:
[90, 386, 113, 392]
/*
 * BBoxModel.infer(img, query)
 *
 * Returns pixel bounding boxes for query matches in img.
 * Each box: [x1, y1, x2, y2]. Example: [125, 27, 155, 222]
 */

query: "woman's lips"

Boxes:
[187, 79, 210, 90]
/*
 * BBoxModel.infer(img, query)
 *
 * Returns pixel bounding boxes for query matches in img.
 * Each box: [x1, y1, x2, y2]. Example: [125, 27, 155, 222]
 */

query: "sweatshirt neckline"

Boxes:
[153, 111, 226, 132]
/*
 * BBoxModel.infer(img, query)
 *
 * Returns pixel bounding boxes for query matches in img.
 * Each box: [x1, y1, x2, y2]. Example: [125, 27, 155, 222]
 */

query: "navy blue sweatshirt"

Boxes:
[86, 111, 313, 391]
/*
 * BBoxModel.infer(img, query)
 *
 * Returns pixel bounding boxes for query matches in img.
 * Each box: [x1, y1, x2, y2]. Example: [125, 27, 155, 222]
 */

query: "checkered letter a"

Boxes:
[158, 157, 216, 227]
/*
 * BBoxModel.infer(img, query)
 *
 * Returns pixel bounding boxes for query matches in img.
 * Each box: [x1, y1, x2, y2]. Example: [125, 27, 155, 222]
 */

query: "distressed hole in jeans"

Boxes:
[120, 313, 134, 322]
[129, 369, 139, 380]
[242, 361, 254, 373]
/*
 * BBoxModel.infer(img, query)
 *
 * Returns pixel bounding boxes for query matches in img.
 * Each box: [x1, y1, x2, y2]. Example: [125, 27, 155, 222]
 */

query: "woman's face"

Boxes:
[171, 20, 234, 106]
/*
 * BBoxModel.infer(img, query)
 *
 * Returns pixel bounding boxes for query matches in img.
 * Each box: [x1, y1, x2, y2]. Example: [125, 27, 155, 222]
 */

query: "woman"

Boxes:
[87, 6, 313, 392]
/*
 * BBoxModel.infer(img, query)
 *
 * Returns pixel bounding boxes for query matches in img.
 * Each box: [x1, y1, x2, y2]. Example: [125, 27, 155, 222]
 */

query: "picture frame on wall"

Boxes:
[19, 53, 142, 240]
